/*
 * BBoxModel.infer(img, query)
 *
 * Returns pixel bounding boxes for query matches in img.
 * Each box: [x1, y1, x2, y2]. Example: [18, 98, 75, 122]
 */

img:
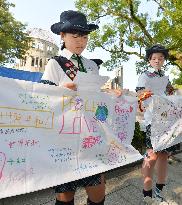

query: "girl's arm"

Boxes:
[101, 88, 130, 97]
[165, 81, 176, 95]
[63, 82, 77, 91]
[136, 89, 153, 112]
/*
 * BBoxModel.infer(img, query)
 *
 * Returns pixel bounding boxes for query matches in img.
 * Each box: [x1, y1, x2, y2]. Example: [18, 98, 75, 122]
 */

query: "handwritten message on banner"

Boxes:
[0, 76, 142, 199]
[151, 95, 182, 151]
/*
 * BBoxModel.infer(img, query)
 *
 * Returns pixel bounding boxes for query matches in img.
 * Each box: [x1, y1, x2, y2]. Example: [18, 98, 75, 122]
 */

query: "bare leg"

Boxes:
[155, 152, 169, 184]
[56, 191, 75, 202]
[85, 174, 105, 203]
[142, 149, 158, 191]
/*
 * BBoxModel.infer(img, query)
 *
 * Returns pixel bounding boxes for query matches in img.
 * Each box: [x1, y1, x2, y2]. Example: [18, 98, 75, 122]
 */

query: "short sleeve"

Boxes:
[136, 73, 147, 89]
[41, 59, 62, 86]
[165, 80, 175, 95]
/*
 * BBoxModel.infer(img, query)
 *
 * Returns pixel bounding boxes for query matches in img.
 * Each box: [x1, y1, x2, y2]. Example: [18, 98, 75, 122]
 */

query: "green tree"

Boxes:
[173, 71, 182, 85]
[75, 0, 182, 73]
[0, 0, 30, 64]
[132, 121, 145, 154]
[171, 67, 182, 86]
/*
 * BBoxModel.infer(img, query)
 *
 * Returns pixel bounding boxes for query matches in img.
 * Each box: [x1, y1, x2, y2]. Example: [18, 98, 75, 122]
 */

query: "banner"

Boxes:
[0, 76, 142, 199]
[151, 95, 182, 151]
[0, 66, 42, 82]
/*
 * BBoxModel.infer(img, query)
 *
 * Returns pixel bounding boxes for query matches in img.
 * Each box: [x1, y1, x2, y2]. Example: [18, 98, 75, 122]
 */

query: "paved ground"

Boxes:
[0, 153, 181, 205]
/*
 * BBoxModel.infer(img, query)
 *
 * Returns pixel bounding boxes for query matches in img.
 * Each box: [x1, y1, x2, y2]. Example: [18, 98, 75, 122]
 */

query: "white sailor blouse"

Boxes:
[41, 48, 99, 86]
[136, 69, 175, 126]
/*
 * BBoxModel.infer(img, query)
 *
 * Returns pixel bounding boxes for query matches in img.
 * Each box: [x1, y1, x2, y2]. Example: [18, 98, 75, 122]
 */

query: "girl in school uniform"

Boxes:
[40, 10, 122, 205]
[136, 45, 177, 205]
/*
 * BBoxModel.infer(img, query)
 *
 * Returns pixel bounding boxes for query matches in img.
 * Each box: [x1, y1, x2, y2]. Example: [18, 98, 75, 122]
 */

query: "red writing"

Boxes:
[6, 139, 39, 149]
[59, 115, 98, 135]
[82, 136, 102, 149]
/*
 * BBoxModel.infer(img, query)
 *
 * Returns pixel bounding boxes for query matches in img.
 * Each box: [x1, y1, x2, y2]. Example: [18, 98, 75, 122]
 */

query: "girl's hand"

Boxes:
[137, 89, 153, 112]
[113, 88, 131, 97]
[63, 83, 77, 91]
[137, 89, 153, 100]
[111, 89, 123, 97]
[103, 88, 128, 97]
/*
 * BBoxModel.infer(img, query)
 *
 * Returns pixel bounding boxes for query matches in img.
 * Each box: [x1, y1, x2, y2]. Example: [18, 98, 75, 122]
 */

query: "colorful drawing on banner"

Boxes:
[59, 115, 99, 135]
[0, 128, 26, 135]
[73, 162, 98, 173]
[96, 141, 127, 165]
[61, 95, 96, 112]
[48, 147, 76, 163]
[74, 96, 84, 111]
[161, 111, 168, 118]
[94, 103, 108, 122]
[0, 152, 6, 180]
[115, 103, 133, 115]
[19, 93, 50, 110]
[6, 168, 34, 183]
[0, 77, 141, 199]
[0, 107, 54, 128]
[7, 157, 26, 166]
[5, 139, 39, 149]
[151, 96, 182, 151]
[82, 136, 103, 149]
[118, 131, 127, 142]
[112, 99, 135, 142]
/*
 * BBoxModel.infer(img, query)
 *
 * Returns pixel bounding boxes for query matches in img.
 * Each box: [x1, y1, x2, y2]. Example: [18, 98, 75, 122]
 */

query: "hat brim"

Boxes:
[51, 21, 98, 35]
[146, 48, 169, 60]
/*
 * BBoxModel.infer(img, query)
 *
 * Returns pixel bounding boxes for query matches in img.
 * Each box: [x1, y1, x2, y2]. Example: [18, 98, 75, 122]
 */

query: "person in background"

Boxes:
[136, 44, 178, 205]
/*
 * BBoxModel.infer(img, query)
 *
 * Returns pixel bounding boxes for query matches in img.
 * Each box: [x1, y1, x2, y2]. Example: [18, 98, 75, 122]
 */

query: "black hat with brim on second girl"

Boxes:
[145, 44, 169, 60]
[51, 10, 99, 35]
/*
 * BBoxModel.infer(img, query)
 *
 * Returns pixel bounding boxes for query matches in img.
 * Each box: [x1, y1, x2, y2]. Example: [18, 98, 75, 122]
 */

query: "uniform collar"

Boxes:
[153, 70, 164, 76]
[61, 48, 73, 60]
[148, 67, 164, 74]
[144, 67, 165, 78]
[61, 48, 82, 60]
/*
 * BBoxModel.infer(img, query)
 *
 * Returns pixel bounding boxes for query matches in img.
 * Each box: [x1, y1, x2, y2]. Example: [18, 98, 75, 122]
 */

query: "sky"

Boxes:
[9, 0, 158, 91]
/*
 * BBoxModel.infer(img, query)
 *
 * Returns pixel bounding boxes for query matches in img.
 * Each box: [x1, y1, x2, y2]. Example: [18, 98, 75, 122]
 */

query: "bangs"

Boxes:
[66, 30, 90, 36]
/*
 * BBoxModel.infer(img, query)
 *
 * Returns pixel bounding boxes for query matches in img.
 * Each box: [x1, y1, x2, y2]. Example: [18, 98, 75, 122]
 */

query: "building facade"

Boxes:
[102, 67, 123, 90]
[112, 67, 123, 89]
[17, 28, 59, 72]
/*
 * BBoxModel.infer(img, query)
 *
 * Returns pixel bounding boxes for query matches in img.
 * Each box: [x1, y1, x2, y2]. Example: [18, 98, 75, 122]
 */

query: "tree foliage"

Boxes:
[0, 0, 31, 64]
[173, 71, 182, 85]
[75, 0, 182, 73]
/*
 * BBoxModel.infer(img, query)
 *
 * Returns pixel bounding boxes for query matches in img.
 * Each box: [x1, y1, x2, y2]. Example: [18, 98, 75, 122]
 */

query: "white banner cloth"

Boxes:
[0, 76, 142, 199]
[151, 95, 182, 151]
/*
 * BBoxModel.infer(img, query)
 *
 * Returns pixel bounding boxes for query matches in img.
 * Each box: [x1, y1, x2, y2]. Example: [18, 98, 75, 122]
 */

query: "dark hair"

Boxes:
[61, 30, 89, 50]
[145, 44, 169, 61]
[66, 30, 90, 36]
[61, 42, 66, 50]
[148, 53, 165, 60]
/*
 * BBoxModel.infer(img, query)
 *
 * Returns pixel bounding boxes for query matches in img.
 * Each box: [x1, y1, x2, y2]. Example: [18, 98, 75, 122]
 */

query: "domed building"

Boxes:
[17, 28, 59, 72]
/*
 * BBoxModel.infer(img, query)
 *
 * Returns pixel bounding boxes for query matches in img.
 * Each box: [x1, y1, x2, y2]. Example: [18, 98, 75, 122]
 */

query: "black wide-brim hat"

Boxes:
[145, 44, 169, 60]
[51, 10, 99, 35]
